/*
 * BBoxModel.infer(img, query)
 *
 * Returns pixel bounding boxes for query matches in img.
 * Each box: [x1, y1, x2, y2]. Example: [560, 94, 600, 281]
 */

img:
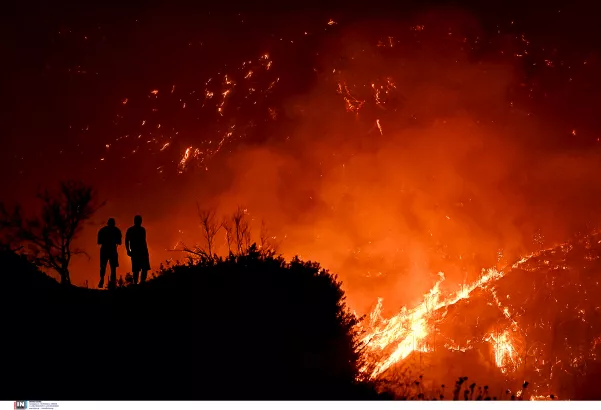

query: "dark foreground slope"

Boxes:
[1, 248, 384, 400]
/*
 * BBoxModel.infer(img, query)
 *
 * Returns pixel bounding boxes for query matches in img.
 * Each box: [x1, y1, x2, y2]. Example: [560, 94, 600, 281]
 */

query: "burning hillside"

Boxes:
[359, 230, 601, 398]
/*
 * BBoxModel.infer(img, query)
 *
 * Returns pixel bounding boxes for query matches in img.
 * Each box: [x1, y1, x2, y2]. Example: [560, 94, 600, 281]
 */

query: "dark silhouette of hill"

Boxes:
[1, 247, 387, 400]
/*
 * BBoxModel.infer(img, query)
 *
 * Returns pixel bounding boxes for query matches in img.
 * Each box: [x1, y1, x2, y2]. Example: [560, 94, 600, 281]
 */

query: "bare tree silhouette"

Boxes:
[232, 206, 250, 255]
[197, 205, 221, 257]
[9, 181, 103, 285]
[259, 219, 279, 255]
[222, 217, 233, 254]
[176, 207, 222, 261]
[176, 206, 252, 259]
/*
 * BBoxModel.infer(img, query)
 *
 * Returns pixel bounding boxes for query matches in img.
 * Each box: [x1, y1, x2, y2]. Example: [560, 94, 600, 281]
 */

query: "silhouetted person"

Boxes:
[125, 215, 151, 284]
[97, 218, 122, 289]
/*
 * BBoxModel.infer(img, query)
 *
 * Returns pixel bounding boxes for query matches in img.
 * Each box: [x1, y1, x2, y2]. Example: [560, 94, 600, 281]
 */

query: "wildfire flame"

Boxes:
[361, 244, 566, 379]
[486, 329, 520, 373]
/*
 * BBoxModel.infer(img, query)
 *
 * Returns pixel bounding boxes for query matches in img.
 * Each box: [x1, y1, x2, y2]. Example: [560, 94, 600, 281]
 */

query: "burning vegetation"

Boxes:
[359, 230, 601, 398]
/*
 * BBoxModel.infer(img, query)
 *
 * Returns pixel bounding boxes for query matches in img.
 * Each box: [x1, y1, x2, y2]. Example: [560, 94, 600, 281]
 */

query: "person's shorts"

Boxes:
[131, 251, 150, 272]
[100, 250, 119, 268]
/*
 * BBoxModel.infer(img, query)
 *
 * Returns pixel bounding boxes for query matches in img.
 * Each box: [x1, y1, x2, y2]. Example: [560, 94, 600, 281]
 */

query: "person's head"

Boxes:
[107, 218, 116, 227]
[134, 215, 142, 226]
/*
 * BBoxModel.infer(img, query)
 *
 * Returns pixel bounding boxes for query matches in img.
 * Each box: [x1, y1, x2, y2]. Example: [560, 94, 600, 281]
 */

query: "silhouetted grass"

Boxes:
[375, 370, 556, 400]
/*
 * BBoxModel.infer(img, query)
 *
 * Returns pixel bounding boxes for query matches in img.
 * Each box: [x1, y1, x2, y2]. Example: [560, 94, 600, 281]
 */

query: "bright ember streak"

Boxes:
[376, 119, 383, 135]
[178, 146, 192, 173]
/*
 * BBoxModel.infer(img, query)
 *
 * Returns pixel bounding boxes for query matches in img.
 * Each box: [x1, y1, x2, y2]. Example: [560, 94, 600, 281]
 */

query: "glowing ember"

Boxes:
[178, 146, 192, 173]
[530, 394, 557, 401]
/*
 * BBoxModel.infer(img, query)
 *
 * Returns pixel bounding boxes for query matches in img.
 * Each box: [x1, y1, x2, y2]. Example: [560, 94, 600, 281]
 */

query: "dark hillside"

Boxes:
[1, 248, 384, 399]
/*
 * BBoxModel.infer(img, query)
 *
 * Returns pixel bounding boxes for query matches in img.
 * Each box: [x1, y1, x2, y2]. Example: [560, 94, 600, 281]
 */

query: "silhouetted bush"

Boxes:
[1, 246, 386, 399]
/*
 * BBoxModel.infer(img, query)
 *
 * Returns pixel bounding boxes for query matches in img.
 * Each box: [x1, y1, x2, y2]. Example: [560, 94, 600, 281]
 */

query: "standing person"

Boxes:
[97, 218, 122, 289]
[125, 215, 151, 284]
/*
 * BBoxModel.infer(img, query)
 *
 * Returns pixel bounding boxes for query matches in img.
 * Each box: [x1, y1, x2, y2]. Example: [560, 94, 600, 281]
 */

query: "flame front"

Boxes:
[361, 244, 560, 380]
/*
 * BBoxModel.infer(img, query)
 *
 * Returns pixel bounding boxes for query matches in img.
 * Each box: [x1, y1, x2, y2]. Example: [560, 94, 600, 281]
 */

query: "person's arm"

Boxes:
[117, 229, 122, 246]
[97, 229, 102, 245]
